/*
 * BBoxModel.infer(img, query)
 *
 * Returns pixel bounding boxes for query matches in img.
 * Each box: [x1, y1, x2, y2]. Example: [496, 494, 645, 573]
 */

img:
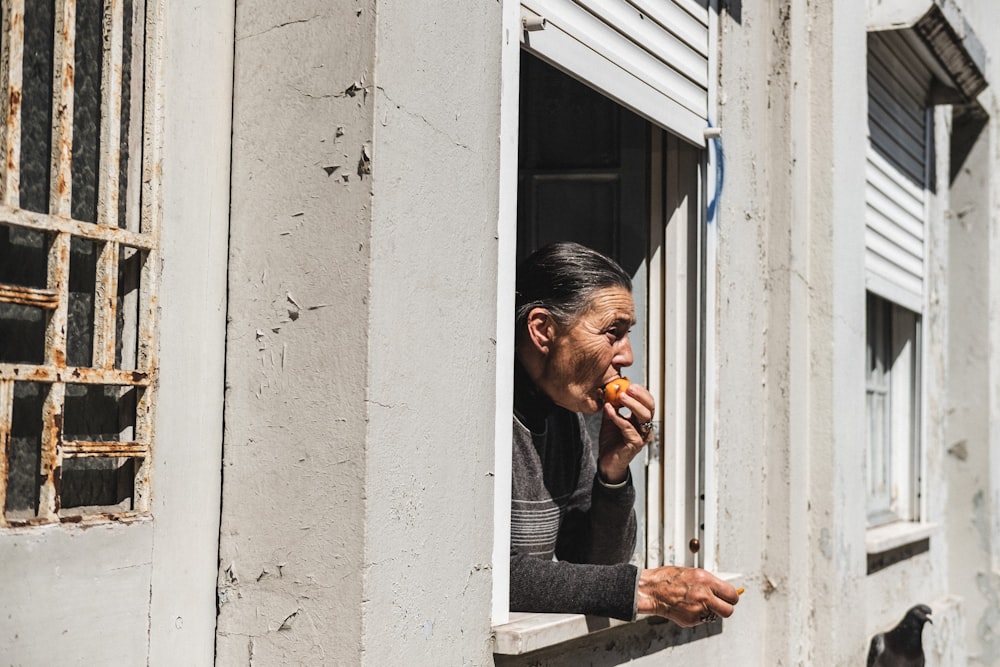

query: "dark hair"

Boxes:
[515, 242, 632, 337]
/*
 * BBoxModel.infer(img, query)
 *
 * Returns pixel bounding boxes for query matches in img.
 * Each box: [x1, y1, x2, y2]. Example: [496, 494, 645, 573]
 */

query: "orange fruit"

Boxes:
[603, 377, 630, 407]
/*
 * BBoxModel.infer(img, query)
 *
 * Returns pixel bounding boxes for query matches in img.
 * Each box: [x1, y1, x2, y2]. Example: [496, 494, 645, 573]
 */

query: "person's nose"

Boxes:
[614, 334, 634, 369]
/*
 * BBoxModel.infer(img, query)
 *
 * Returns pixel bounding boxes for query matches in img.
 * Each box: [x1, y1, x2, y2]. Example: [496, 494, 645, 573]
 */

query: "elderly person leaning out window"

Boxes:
[511, 241, 739, 626]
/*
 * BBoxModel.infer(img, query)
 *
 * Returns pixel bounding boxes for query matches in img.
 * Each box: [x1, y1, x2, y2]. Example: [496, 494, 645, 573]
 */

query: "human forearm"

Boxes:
[510, 550, 639, 620]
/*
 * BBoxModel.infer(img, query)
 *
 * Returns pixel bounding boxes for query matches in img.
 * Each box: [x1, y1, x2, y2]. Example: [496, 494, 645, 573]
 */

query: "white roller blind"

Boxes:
[520, 0, 710, 146]
[865, 32, 933, 314]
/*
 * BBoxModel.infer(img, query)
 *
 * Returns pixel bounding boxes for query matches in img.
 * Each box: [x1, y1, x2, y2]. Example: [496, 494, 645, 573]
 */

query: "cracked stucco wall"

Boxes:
[219, 2, 501, 665]
[219, 3, 377, 664]
[714, 1, 872, 664]
[217, 1, 1000, 665]
[946, 107, 995, 666]
[943, 1, 1000, 662]
[363, 2, 502, 663]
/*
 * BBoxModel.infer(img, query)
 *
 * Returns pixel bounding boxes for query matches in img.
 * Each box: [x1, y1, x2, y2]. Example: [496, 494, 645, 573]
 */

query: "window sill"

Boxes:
[493, 612, 633, 655]
[493, 572, 743, 656]
[865, 521, 938, 554]
[866, 522, 938, 574]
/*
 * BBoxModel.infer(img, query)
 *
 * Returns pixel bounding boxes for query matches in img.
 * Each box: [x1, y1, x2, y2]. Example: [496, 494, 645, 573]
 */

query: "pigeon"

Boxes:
[867, 604, 933, 667]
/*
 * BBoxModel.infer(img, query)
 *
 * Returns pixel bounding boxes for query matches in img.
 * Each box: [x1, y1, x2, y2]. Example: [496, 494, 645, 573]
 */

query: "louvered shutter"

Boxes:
[865, 32, 933, 314]
[519, 0, 711, 146]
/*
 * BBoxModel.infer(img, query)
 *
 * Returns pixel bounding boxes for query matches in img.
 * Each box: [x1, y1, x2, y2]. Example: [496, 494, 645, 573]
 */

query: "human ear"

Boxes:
[525, 307, 556, 354]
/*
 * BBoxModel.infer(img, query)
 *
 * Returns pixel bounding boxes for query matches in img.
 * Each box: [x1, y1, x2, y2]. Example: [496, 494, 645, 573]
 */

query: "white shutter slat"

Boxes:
[575, 0, 707, 86]
[864, 32, 928, 313]
[865, 199, 923, 253]
[866, 154, 926, 222]
[868, 57, 927, 120]
[866, 148, 925, 202]
[864, 258, 924, 314]
[867, 84, 925, 148]
[666, 0, 710, 26]
[865, 205, 923, 259]
[520, 0, 709, 146]
[522, 0, 704, 112]
[627, 0, 709, 57]
[864, 226, 924, 279]
[868, 121, 926, 184]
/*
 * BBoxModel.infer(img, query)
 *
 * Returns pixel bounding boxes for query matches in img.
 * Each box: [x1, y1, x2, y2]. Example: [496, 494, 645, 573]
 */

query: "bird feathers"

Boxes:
[867, 604, 932, 667]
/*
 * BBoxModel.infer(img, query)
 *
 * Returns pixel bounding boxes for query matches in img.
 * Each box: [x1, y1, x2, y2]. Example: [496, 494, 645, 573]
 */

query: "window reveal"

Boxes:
[865, 292, 921, 527]
[0, 0, 154, 527]
[515, 53, 707, 572]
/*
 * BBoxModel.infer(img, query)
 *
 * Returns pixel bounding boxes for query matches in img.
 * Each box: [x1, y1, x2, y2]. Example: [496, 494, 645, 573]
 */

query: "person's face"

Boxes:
[540, 286, 635, 414]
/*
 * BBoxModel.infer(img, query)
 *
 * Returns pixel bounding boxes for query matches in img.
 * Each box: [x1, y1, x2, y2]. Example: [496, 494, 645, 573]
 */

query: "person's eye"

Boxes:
[607, 326, 630, 341]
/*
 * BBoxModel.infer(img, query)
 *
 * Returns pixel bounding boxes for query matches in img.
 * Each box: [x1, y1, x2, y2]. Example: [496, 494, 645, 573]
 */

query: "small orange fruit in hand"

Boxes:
[603, 377, 631, 408]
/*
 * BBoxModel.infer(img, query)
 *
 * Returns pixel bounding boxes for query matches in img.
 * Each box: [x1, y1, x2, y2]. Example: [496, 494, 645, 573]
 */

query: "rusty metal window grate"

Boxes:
[0, 0, 156, 527]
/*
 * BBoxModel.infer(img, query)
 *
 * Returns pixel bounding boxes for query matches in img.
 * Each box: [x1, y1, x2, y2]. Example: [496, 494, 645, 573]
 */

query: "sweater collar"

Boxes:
[513, 358, 554, 433]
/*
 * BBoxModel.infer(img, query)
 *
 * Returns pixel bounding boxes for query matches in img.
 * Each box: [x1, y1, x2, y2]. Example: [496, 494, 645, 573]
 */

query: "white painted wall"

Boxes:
[0, 522, 153, 662]
[213, 1, 1000, 665]
[943, 1, 1000, 663]
[362, 2, 503, 664]
[148, 1, 233, 663]
[6, 1, 999, 664]
[219, 2, 503, 664]
[218, 3, 377, 664]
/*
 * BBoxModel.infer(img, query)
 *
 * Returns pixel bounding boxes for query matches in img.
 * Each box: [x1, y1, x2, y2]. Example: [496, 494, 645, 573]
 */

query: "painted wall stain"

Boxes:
[974, 489, 990, 552]
[948, 439, 969, 461]
[975, 572, 1000, 664]
[819, 527, 833, 560]
[358, 144, 372, 177]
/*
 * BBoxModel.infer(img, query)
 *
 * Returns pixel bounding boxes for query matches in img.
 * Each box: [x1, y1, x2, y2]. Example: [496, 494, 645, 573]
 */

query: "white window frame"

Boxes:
[493, 0, 721, 639]
[646, 129, 711, 572]
[517, 0, 711, 147]
[866, 293, 922, 527]
[491, 49, 715, 634]
[493, 128, 717, 653]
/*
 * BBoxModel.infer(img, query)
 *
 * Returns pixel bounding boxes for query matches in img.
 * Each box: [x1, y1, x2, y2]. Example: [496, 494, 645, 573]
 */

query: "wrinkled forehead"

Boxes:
[579, 286, 635, 326]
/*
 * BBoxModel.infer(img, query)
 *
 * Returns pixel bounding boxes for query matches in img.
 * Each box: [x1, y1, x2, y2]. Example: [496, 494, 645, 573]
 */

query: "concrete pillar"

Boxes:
[219, 3, 504, 664]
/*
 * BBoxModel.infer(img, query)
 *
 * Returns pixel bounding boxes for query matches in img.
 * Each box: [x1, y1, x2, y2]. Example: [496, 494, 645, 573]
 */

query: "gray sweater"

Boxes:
[509, 365, 639, 621]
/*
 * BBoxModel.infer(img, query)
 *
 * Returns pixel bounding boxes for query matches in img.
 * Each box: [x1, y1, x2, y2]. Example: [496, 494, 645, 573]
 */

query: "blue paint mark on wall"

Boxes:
[706, 120, 724, 226]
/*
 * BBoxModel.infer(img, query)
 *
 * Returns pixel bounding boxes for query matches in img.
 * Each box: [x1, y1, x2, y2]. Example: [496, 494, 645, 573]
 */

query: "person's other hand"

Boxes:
[597, 381, 655, 483]
[636, 566, 740, 627]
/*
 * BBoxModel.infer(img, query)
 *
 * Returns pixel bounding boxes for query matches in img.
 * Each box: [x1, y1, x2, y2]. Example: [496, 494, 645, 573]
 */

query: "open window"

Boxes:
[865, 293, 921, 527]
[861, 0, 989, 559]
[494, 1, 719, 652]
[495, 51, 713, 655]
[516, 49, 709, 570]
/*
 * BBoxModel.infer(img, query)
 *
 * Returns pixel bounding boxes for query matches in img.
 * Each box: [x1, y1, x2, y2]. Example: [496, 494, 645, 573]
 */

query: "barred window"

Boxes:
[0, 0, 155, 527]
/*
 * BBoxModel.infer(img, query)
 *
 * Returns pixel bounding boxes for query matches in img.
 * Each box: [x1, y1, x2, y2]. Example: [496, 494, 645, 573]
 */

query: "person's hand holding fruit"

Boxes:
[597, 376, 655, 484]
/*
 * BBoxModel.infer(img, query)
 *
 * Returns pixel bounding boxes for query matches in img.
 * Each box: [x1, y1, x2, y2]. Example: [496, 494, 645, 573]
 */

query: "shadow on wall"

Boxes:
[721, 0, 742, 25]
[949, 102, 989, 184]
[494, 617, 723, 667]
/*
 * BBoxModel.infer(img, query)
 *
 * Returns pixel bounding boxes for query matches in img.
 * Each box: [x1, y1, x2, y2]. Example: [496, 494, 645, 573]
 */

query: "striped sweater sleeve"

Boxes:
[510, 412, 639, 621]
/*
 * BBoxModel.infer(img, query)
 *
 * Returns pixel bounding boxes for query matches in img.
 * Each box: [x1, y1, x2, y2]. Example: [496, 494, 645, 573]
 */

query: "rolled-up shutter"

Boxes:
[519, 0, 710, 146]
[865, 32, 934, 314]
